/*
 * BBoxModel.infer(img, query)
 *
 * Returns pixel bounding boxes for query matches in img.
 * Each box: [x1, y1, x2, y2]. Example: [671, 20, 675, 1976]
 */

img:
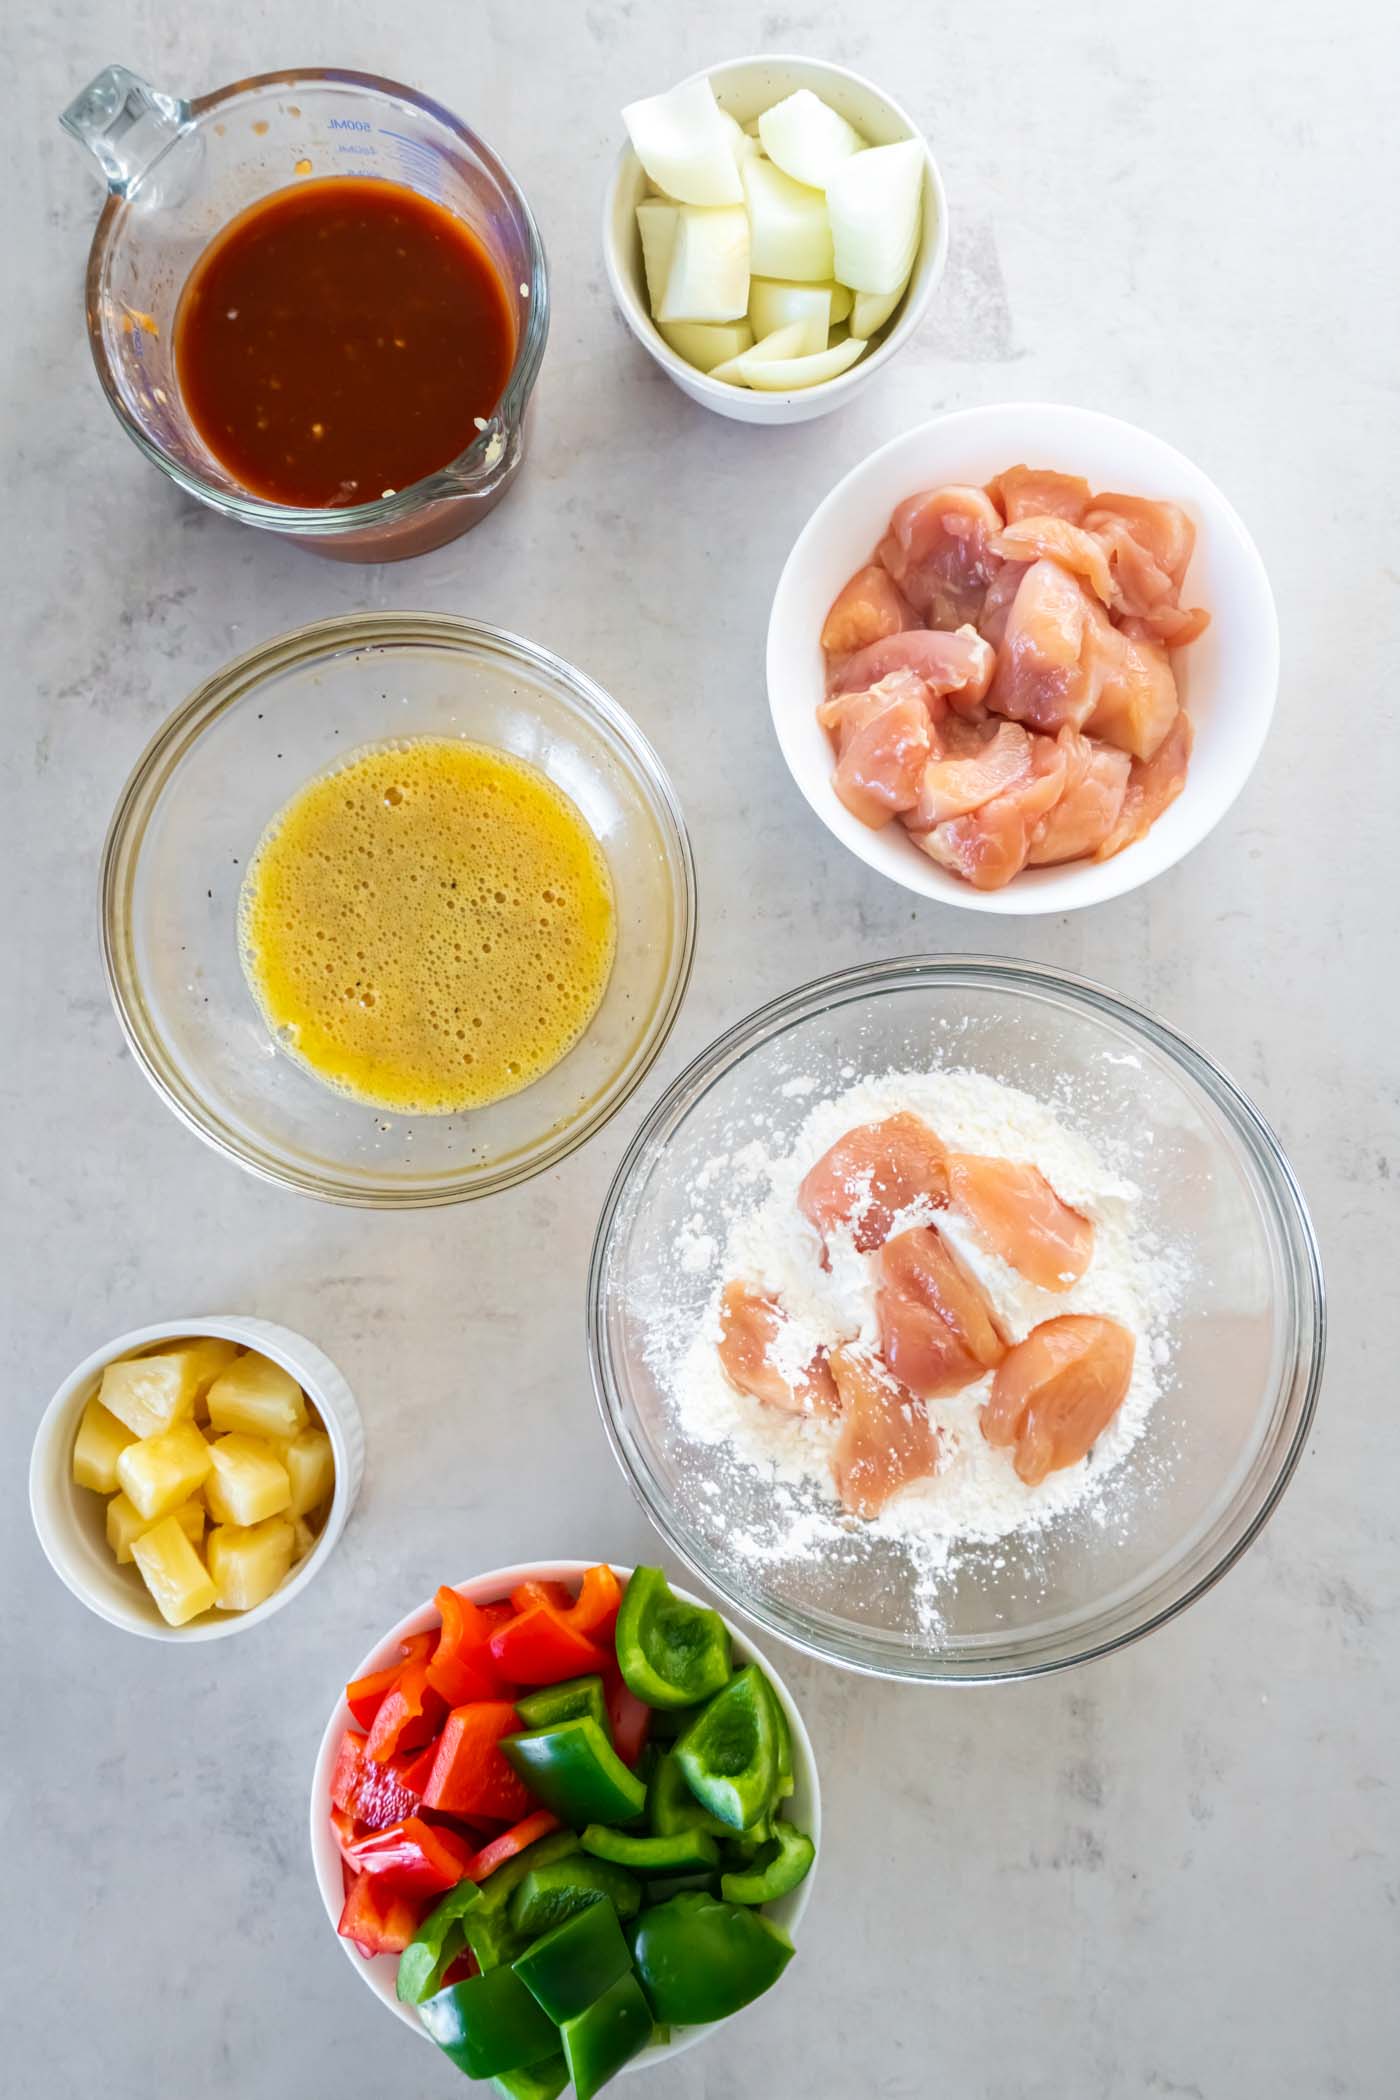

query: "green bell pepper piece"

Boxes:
[582, 1822, 719, 1873]
[646, 1701, 702, 1742]
[513, 1897, 632, 2024]
[633, 1739, 660, 1791]
[720, 1820, 815, 1905]
[491, 2057, 569, 2100]
[462, 1906, 530, 1974]
[560, 1971, 654, 2100]
[614, 1567, 731, 1710]
[630, 1892, 794, 2026]
[510, 1854, 642, 1939]
[673, 1666, 781, 1831]
[396, 1879, 484, 2004]
[481, 1831, 581, 1914]
[719, 1817, 773, 1866]
[514, 1674, 611, 1736]
[461, 1830, 581, 1972]
[643, 1869, 721, 1905]
[648, 1749, 729, 1840]
[502, 1716, 648, 1827]
[419, 1967, 559, 2080]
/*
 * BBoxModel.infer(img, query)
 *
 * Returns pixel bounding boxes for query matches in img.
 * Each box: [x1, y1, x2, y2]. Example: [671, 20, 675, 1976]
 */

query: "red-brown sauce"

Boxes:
[173, 177, 516, 508]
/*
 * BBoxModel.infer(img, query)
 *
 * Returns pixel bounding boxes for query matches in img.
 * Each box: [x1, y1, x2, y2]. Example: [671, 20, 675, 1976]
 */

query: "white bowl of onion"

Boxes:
[603, 55, 948, 424]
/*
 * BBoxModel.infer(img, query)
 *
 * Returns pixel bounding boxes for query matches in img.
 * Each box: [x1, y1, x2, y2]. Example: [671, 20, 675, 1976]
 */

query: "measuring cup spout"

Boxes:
[61, 65, 190, 196]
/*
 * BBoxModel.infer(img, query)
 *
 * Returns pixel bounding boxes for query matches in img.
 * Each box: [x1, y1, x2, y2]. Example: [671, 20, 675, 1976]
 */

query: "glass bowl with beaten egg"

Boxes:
[101, 615, 695, 1204]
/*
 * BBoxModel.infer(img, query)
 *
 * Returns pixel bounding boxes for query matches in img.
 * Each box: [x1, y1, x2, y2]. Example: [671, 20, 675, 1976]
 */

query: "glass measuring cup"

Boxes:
[61, 65, 549, 561]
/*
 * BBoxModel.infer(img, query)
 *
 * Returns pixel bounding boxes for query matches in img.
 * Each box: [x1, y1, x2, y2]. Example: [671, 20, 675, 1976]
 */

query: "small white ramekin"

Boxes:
[29, 1314, 364, 1642]
[309, 1561, 820, 2071]
[603, 53, 948, 425]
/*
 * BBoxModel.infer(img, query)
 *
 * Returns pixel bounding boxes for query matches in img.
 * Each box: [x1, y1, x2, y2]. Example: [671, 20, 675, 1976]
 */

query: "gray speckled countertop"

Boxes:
[7, 3, 1398, 2094]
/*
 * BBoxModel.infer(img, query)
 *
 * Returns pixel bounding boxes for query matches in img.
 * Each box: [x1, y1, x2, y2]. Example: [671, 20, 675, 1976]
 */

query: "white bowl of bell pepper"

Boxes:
[309, 1560, 820, 2095]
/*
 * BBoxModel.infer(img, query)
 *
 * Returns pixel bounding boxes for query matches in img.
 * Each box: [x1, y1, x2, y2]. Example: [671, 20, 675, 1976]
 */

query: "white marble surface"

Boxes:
[7, 3, 1398, 2094]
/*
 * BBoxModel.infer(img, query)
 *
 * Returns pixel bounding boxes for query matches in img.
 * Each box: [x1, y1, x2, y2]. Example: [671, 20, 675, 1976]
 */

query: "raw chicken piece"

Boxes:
[1084, 495, 1209, 645]
[977, 560, 1031, 648]
[1095, 709, 1193, 859]
[980, 1314, 1135, 1484]
[875, 1225, 1006, 1397]
[828, 626, 996, 714]
[986, 560, 1099, 734]
[1088, 492, 1194, 590]
[911, 731, 1068, 890]
[989, 515, 1118, 611]
[1084, 617, 1179, 761]
[1119, 599, 1211, 647]
[987, 552, 1185, 764]
[821, 563, 919, 656]
[798, 1111, 949, 1254]
[877, 485, 1005, 628]
[905, 719, 1033, 830]
[717, 1280, 840, 1418]
[988, 465, 1092, 524]
[947, 1153, 1094, 1290]
[828, 1344, 941, 1519]
[818, 671, 933, 829]
[1026, 729, 1131, 864]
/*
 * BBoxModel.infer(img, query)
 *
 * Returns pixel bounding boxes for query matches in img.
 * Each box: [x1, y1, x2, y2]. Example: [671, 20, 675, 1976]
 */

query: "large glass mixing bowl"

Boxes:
[102, 615, 695, 1205]
[588, 958, 1323, 1682]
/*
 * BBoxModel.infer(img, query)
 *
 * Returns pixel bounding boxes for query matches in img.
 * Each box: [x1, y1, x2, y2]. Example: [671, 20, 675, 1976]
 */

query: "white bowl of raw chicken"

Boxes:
[603, 55, 948, 425]
[766, 402, 1279, 911]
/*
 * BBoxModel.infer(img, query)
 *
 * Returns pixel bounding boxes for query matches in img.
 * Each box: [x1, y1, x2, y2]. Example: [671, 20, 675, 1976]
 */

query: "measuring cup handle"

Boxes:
[60, 65, 189, 195]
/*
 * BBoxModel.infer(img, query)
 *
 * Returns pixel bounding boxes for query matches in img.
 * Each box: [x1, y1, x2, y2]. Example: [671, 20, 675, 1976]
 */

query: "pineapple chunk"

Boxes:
[99, 1338, 240, 1439]
[131, 1515, 217, 1626]
[107, 1492, 203, 1564]
[283, 1429, 335, 1519]
[72, 1397, 137, 1493]
[206, 1433, 292, 1525]
[174, 1498, 205, 1546]
[116, 1419, 213, 1521]
[206, 1351, 306, 1441]
[189, 1341, 242, 1423]
[207, 1517, 295, 1612]
[291, 1516, 318, 1564]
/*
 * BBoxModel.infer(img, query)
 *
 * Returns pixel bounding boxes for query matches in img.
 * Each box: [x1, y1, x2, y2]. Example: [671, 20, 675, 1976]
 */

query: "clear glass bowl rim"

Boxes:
[83, 65, 550, 535]
[100, 611, 697, 1206]
[587, 954, 1326, 1684]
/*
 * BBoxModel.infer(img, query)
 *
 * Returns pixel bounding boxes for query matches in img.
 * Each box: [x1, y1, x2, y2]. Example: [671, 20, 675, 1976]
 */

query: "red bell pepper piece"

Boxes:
[338, 1869, 425, 1957]
[330, 1729, 368, 1812]
[489, 1602, 608, 1686]
[605, 1670, 652, 1767]
[346, 1630, 436, 1730]
[510, 1578, 575, 1613]
[422, 1702, 534, 1821]
[459, 1810, 561, 1882]
[440, 1951, 478, 1988]
[344, 1815, 475, 1897]
[366, 1655, 446, 1763]
[329, 1730, 426, 1830]
[398, 1738, 441, 1797]
[426, 1587, 505, 1708]
[329, 1804, 359, 1864]
[563, 1563, 623, 1642]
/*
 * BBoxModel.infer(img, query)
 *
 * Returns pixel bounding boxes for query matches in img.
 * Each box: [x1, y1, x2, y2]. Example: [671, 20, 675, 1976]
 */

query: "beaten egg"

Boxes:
[239, 739, 616, 1114]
